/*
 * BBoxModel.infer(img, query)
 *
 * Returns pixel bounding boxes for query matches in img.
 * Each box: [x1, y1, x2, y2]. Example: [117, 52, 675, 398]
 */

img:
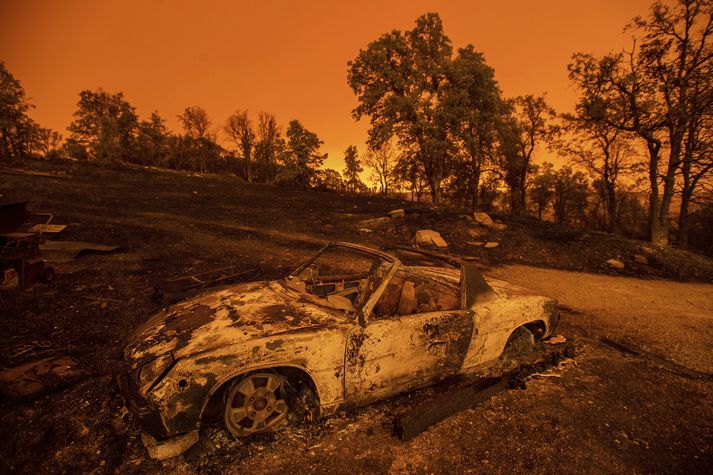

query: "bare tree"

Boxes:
[225, 110, 255, 181]
[364, 140, 398, 195]
[178, 106, 212, 140]
[255, 112, 280, 183]
[557, 115, 641, 233]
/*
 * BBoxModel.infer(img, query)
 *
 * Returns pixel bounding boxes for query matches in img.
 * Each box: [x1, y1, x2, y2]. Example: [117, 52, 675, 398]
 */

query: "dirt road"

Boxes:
[488, 265, 713, 374]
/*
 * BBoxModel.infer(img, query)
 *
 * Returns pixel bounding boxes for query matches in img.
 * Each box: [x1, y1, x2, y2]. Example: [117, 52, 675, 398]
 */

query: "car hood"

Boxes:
[124, 280, 347, 367]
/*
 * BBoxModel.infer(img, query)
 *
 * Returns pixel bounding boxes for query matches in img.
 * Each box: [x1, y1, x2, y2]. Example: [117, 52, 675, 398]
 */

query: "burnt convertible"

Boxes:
[121, 242, 558, 456]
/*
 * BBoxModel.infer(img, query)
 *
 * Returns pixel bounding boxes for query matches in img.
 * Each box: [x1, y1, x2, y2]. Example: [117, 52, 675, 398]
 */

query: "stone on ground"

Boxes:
[415, 229, 448, 248]
[633, 254, 648, 265]
[474, 212, 494, 226]
[606, 258, 625, 270]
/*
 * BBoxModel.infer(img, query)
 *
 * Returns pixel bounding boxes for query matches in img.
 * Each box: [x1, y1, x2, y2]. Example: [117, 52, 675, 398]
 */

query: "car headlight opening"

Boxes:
[136, 353, 175, 394]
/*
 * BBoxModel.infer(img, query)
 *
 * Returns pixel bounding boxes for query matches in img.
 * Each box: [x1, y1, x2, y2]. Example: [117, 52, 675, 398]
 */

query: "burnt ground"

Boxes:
[0, 160, 712, 474]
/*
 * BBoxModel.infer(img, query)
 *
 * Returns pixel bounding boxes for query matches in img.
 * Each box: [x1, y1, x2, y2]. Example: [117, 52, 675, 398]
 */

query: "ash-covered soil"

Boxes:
[1, 161, 711, 474]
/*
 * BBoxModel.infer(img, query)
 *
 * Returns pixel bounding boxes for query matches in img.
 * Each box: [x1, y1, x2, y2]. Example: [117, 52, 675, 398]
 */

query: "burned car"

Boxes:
[120, 242, 558, 456]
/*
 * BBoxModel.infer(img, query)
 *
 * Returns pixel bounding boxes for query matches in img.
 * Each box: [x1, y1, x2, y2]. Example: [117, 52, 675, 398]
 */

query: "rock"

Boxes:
[387, 209, 405, 218]
[640, 245, 657, 256]
[466, 241, 485, 247]
[474, 212, 494, 226]
[484, 242, 500, 249]
[633, 254, 648, 265]
[606, 258, 625, 270]
[467, 228, 486, 238]
[490, 223, 507, 231]
[415, 230, 448, 248]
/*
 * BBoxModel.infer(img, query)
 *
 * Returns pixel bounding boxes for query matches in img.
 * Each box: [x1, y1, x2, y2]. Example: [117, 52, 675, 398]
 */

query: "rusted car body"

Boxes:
[120, 242, 558, 456]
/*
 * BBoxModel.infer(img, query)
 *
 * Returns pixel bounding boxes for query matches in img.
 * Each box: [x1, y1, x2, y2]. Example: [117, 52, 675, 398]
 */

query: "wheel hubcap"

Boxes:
[224, 373, 289, 436]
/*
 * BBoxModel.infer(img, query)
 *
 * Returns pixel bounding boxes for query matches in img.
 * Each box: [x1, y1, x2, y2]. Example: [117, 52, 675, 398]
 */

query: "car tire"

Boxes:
[223, 372, 290, 437]
[286, 380, 320, 426]
[501, 326, 536, 362]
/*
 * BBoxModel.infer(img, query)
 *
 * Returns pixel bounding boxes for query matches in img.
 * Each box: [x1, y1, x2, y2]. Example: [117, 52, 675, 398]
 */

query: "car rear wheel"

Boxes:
[502, 326, 536, 362]
[223, 372, 290, 436]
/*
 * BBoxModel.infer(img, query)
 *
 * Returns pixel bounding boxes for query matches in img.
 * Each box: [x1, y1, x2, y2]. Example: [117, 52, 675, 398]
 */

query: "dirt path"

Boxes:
[488, 265, 713, 374]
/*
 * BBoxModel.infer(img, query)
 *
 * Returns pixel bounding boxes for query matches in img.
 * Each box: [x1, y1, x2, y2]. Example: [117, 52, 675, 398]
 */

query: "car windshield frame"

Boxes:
[286, 242, 399, 323]
[286, 242, 495, 323]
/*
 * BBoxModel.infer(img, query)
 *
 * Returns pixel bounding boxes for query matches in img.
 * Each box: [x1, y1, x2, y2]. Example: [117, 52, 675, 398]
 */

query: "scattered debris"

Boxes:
[467, 241, 485, 247]
[141, 431, 199, 460]
[606, 258, 625, 270]
[633, 254, 649, 265]
[358, 217, 390, 231]
[387, 209, 405, 218]
[38, 240, 119, 263]
[484, 242, 500, 249]
[1, 201, 55, 290]
[490, 222, 507, 231]
[415, 229, 448, 248]
[546, 335, 567, 345]
[29, 224, 67, 234]
[0, 355, 87, 399]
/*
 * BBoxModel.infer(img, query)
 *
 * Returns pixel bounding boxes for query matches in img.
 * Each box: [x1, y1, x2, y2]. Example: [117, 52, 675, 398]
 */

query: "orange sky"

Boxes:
[0, 0, 655, 170]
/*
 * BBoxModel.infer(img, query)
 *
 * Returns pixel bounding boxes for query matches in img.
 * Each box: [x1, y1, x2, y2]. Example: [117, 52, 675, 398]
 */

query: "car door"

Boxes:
[344, 269, 473, 404]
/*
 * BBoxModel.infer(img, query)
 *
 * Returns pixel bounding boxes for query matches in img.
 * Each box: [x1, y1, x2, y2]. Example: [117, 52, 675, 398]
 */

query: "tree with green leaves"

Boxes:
[444, 45, 505, 210]
[348, 13, 454, 203]
[278, 120, 326, 190]
[135, 112, 171, 166]
[0, 61, 40, 159]
[225, 110, 255, 182]
[313, 168, 345, 192]
[342, 145, 364, 193]
[177, 106, 221, 173]
[553, 165, 590, 226]
[498, 95, 555, 216]
[67, 89, 138, 162]
[529, 162, 556, 220]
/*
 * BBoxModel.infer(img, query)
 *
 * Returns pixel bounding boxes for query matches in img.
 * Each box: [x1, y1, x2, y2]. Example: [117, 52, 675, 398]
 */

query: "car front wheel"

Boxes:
[223, 372, 290, 436]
